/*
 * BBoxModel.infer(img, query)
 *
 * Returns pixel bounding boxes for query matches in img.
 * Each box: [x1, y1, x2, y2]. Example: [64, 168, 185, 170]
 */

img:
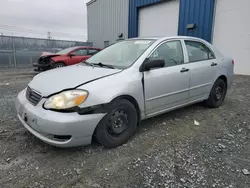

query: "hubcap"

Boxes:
[108, 110, 128, 135]
[215, 85, 223, 100]
[56, 65, 64, 68]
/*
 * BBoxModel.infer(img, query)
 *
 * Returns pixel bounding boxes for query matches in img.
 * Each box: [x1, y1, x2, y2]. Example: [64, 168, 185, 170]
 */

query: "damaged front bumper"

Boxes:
[15, 89, 105, 147]
[33, 62, 52, 71]
[33, 55, 55, 71]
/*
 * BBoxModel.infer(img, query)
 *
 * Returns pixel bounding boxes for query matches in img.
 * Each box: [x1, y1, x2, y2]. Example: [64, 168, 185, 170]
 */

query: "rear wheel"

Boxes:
[95, 99, 138, 148]
[205, 78, 227, 108]
[53, 62, 65, 69]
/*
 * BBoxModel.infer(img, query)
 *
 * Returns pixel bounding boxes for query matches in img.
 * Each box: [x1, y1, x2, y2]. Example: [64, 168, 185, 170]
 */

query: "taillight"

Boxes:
[232, 60, 235, 65]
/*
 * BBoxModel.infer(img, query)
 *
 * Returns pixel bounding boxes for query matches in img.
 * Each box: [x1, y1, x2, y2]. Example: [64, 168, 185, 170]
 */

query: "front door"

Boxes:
[143, 40, 190, 116]
[184, 40, 217, 101]
[68, 48, 89, 65]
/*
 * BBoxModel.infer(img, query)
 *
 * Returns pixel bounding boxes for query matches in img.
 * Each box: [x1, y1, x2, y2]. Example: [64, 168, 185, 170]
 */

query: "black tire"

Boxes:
[53, 62, 65, 69]
[95, 99, 138, 148]
[205, 78, 227, 108]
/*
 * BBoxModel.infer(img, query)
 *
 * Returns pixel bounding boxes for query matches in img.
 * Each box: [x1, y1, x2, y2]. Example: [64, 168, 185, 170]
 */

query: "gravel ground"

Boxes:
[0, 71, 250, 188]
[0, 68, 35, 75]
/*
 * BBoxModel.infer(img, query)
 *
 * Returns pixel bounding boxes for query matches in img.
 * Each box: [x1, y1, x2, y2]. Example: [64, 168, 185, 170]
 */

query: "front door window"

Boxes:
[71, 49, 88, 56]
[149, 40, 184, 67]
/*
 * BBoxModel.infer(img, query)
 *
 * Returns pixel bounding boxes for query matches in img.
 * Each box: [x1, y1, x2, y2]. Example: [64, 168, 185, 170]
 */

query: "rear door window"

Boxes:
[88, 49, 99, 55]
[185, 41, 215, 63]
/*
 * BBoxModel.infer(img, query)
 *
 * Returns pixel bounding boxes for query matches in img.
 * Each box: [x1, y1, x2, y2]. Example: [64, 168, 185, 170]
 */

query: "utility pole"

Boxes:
[1, 33, 3, 46]
[47, 31, 52, 49]
[47, 31, 52, 39]
[12, 33, 17, 68]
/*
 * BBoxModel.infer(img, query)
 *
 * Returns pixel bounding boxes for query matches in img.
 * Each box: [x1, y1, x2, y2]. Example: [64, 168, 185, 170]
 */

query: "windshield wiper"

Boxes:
[82, 61, 94, 68]
[92, 62, 115, 69]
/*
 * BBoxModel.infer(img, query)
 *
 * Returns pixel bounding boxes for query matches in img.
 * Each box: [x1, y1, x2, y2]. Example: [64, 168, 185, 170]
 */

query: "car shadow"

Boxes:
[28, 102, 210, 155]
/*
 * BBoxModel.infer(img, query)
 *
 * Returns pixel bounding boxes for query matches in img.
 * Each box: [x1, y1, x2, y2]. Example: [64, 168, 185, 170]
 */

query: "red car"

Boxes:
[33, 46, 101, 71]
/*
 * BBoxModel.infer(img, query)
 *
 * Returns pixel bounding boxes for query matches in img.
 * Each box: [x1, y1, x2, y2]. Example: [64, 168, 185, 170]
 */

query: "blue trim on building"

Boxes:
[128, 0, 215, 42]
[178, 0, 215, 42]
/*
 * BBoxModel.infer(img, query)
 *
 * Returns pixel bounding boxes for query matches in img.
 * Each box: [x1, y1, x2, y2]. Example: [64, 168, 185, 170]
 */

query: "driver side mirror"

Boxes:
[140, 59, 165, 72]
[69, 53, 75, 57]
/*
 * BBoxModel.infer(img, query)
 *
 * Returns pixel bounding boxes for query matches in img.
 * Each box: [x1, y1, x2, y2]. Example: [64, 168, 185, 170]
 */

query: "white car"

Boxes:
[15, 36, 234, 148]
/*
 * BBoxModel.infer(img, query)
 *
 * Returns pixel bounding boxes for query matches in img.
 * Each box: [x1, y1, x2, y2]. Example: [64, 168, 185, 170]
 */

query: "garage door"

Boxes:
[138, 0, 179, 37]
[213, 0, 250, 75]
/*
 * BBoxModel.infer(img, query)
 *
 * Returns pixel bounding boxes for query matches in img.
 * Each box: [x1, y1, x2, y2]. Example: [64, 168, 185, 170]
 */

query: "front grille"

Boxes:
[39, 59, 49, 65]
[38, 56, 51, 65]
[26, 87, 42, 106]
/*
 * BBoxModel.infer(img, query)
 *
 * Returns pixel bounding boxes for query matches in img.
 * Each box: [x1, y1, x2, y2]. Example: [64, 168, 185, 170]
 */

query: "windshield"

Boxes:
[86, 40, 155, 69]
[56, 47, 76, 55]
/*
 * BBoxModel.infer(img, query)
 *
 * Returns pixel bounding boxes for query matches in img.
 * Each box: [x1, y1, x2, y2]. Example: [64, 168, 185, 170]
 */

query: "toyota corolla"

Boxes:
[15, 36, 234, 148]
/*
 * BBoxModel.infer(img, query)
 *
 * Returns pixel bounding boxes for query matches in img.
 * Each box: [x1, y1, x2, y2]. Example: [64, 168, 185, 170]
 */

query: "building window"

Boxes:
[104, 41, 110, 48]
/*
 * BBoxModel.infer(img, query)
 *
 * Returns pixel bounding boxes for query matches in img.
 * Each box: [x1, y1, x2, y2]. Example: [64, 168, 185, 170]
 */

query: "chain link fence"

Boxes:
[0, 35, 92, 68]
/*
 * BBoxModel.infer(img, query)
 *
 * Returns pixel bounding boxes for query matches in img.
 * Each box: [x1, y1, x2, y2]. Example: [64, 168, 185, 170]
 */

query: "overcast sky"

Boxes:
[0, 0, 90, 41]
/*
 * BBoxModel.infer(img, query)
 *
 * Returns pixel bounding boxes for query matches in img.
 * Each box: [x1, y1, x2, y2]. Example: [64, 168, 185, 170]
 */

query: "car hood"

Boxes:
[39, 52, 61, 60]
[41, 52, 55, 56]
[28, 64, 122, 97]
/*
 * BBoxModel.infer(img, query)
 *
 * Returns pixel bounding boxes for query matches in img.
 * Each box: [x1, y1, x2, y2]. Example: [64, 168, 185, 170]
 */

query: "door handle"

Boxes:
[180, 68, 189, 73]
[211, 62, 217, 67]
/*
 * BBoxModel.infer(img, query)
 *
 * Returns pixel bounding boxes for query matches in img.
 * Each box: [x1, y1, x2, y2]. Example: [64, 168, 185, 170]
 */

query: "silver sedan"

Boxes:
[15, 36, 234, 148]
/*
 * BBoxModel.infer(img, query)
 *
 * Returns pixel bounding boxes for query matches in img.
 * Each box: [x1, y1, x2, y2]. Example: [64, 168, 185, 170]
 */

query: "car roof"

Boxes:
[127, 36, 206, 42]
[74, 46, 101, 49]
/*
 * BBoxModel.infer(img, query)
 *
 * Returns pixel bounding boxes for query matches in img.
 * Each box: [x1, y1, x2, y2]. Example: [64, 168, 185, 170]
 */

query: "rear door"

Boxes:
[184, 40, 217, 101]
[68, 48, 89, 65]
[143, 40, 190, 116]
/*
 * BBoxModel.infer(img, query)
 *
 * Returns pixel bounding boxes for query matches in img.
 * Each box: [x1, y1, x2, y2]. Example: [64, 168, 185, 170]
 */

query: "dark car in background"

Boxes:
[33, 46, 101, 71]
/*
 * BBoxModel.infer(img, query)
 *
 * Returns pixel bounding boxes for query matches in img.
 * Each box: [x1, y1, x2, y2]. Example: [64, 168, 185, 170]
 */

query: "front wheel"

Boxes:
[205, 78, 227, 108]
[53, 62, 65, 69]
[95, 99, 138, 148]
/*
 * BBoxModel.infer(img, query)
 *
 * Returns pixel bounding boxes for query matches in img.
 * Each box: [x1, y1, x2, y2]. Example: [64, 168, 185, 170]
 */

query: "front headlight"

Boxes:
[44, 90, 88, 110]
